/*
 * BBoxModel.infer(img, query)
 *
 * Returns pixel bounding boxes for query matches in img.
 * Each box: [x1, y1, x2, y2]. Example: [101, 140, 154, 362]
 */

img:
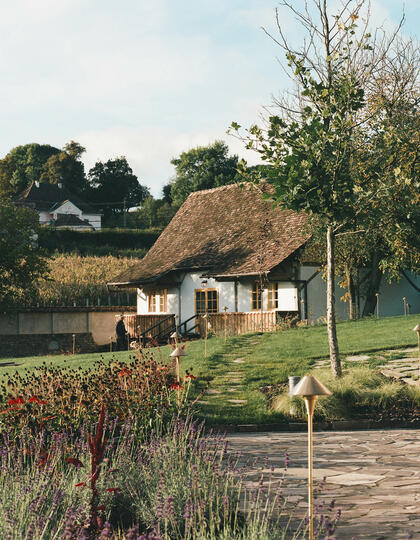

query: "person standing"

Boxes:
[116, 314, 127, 350]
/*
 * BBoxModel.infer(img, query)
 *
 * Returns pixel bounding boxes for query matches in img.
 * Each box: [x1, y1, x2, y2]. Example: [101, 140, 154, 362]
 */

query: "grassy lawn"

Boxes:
[1, 315, 418, 424]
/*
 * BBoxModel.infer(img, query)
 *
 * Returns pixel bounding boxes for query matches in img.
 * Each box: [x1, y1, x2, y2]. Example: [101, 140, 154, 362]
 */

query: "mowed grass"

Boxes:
[1, 315, 418, 424]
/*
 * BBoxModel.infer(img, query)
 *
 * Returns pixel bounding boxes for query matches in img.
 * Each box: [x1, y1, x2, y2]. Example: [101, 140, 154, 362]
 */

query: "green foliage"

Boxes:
[87, 157, 150, 220]
[0, 202, 46, 311]
[39, 140, 88, 196]
[273, 367, 419, 420]
[130, 196, 177, 229]
[38, 227, 160, 255]
[0, 143, 60, 198]
[169, 140, 241, 207]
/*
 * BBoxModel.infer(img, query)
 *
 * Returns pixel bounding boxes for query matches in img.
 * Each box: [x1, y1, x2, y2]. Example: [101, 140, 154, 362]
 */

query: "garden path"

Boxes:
[313, 347, 419, 385]
[226, 429, 420, 539]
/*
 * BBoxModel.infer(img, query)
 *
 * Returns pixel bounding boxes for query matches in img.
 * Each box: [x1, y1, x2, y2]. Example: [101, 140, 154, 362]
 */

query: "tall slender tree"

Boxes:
[231, 0, 402, 377]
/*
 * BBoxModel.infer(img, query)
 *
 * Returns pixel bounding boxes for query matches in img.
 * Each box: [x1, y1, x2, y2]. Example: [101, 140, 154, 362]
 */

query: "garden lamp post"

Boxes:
[170, 346, 187, 405]
[293, 376, 331, 540]
[202, 313, 209, 357]
[413, 324, 420, 383]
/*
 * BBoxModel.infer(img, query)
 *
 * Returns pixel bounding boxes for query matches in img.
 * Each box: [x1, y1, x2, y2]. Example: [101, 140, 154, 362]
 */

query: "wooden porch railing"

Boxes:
[198, 311, 278, 337]
[124, 314, 176, 340]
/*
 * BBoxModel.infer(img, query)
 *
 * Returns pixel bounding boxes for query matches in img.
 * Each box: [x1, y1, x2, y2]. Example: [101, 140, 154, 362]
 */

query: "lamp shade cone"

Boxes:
[292, 375, 331, 397]
[413, 324, 420, 332]
[170, 332, 178, 338]
[170, 347, 187, 358]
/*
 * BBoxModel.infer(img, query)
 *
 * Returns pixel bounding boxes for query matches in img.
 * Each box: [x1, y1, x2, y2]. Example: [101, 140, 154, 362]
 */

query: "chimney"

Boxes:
[35, 181, 40, 188]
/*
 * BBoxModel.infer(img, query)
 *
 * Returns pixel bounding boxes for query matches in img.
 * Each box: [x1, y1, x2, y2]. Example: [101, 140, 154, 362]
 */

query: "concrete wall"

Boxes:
[300, 265, 420, 322]
[0, 309, 134, 346]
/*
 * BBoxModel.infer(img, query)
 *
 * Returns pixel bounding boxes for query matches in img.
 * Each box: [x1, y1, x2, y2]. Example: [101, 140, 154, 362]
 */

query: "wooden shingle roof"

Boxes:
[109, 183, 310, 286]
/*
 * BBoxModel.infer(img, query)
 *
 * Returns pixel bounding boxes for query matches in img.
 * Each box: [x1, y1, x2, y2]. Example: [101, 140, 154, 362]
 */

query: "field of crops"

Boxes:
[34, 254, 138, 307]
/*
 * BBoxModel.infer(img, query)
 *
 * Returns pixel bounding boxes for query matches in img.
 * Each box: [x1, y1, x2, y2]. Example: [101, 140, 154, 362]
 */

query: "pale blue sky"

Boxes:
[0, 0, 417, 196]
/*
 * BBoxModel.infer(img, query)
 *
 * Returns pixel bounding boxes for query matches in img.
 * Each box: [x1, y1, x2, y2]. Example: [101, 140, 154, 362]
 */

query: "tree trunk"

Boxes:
[344, 263, 357, 320]
[327, 226, 342, 377]
[362, 251, 383, 317]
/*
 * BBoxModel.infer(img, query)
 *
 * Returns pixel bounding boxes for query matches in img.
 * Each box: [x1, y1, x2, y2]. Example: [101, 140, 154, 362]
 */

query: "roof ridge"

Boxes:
[187, 182, 248, 198]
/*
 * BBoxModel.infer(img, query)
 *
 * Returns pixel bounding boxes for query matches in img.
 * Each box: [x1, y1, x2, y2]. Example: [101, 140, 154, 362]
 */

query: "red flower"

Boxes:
[75, 482, 86, 487]
[97, 505, 106, 511]
[184, 374, 197, 381]
[29, 396, 48, 405]
[66, 457, 84, 468]
[8, 397, 24, 406]
[105, 487, 120, 493]
[118, 368, 131, 377]
[170, 382, 183, 390]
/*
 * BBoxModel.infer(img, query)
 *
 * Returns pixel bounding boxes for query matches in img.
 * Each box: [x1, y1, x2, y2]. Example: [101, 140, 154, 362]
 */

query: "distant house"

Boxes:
[15, 181, 101, 230]
[109, 183, 419, 335]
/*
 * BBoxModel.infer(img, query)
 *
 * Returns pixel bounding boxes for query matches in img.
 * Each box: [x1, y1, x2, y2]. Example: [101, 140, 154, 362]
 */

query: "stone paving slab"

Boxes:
[226, 429, 420, 539]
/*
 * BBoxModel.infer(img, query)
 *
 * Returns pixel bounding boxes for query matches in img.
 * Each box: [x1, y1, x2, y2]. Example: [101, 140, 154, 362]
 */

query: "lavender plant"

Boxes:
[0, 415, 340, 539]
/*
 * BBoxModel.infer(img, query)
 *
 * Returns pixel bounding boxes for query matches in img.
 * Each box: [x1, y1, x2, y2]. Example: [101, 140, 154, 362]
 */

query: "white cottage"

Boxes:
[109, 183, 419, 337]
[15, 181, 101, 230]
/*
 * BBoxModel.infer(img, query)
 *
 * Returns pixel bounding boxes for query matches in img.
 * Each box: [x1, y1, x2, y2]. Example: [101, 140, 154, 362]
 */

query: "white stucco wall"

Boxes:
[300, 265, 420, 322]
[39, 211, 52, 224]
[83, 214, 102, 230]
[137, 273, 299, 326]
[53, 201, 82, 218]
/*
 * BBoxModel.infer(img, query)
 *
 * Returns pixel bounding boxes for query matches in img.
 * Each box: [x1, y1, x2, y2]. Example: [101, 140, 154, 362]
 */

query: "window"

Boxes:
[251, 282, 262, 311]
[159, 289, 167, 312]
[267, 283, 278, 310]
[195, 289, 218, 315]
[148, 289, 167, 313]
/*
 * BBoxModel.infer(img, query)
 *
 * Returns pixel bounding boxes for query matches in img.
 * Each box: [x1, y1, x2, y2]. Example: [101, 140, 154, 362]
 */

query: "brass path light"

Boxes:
[170, 346, 187, 405]
[293, 375, 331, 540]
[202, 313, 209, 357]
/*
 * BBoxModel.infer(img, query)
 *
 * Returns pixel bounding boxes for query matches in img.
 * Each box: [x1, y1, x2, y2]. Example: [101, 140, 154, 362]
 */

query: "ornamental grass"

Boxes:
[0, 414, 340, 539]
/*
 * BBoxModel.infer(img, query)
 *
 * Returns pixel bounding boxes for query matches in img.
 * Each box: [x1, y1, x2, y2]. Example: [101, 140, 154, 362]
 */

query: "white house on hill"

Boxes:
[108, 184, 419, 330]
[15, 181, 101, 230]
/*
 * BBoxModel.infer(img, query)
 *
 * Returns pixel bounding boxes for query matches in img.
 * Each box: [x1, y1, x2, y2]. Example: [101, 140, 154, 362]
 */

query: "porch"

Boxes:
[124, 311, 294, 343]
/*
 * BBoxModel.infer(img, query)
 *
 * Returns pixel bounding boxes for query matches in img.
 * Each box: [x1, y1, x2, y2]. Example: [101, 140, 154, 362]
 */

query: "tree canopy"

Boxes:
[169, 141, 241, 207]
[0, 143, 60, 198]
[0, 203, 46, 311]
[0, 141, 89, 198]
[87, 157, 150, 222]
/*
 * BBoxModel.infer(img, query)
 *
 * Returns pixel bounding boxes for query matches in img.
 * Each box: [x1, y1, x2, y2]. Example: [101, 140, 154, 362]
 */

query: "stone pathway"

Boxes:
[313, 347, 420, 385]
[227, 429, 420, 539]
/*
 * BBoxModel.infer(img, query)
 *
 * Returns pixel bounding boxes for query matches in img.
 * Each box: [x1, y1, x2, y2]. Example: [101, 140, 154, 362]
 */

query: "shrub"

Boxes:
[272, 367, 418, 421]
[0, 415, 340, 539]
[0, 348, 183, 438]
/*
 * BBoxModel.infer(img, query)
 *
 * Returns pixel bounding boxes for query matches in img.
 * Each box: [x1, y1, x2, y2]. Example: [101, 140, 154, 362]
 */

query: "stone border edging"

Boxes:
[209, 419, 420, 433]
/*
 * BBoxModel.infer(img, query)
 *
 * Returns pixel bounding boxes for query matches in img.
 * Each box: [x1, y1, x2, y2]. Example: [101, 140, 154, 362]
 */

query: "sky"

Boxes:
[0, 0, 418, 197]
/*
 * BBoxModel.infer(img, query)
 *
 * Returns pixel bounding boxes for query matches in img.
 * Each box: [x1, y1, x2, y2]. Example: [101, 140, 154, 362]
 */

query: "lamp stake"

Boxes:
[304, 395, 317, 540]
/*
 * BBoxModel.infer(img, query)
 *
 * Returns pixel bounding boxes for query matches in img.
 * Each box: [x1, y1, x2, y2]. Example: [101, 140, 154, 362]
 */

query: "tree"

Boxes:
[0, 203, 46, 311]
[40, 141, 88, 196]
[231, 0, 401, 378]
[87, 157, 149, 223]
[356, 38, 420, 313]
[0, 143, 60, 198]
[169, 141, 241, 207]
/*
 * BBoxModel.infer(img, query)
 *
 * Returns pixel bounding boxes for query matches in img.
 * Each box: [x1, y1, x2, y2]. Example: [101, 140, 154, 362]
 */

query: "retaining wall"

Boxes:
[0, 307, 136, 357]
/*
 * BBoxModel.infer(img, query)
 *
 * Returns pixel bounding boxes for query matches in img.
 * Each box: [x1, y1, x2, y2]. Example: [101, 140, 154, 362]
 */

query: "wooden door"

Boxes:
[195, 289, 218, 326]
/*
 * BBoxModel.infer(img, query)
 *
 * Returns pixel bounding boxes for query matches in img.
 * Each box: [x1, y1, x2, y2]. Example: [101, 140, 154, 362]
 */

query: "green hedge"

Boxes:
[38, 227, 161, 256]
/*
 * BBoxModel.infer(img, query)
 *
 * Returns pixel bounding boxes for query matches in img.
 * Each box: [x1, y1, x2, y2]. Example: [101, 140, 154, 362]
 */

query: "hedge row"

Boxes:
[38, 227, 161, 255]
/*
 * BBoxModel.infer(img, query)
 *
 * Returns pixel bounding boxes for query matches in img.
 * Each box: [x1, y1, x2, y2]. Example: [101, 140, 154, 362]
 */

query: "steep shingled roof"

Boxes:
[109, 183, 310, 286]
[14, 182, 98, 214]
